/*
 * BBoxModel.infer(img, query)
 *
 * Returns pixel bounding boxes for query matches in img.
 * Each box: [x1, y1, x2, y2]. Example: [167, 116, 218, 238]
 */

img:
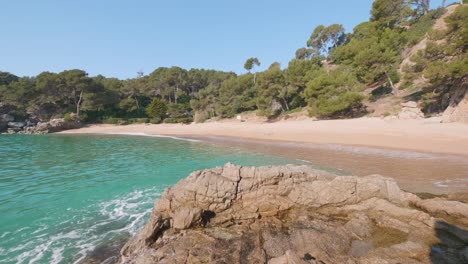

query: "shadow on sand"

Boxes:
[430, 220, 468, 263]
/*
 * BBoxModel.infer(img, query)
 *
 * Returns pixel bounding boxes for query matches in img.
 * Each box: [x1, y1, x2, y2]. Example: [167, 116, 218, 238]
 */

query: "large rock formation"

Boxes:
[442, 86, 468, 124]
[120, 164, 468, 264]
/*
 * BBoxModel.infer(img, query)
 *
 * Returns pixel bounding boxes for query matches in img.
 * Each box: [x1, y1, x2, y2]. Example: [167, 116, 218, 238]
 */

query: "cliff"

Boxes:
[120, 164, 468, 264]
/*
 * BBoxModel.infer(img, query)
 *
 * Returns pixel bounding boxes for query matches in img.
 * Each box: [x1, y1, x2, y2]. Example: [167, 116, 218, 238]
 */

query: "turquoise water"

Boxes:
[0, 134, 305, 264]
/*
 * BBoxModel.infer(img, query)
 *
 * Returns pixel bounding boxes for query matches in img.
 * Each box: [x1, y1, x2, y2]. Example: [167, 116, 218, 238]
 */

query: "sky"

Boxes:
[0, 0, 457, 79]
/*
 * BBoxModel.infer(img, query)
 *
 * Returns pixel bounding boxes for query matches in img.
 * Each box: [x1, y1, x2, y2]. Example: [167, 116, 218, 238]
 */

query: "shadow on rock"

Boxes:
[430, 220, 468, 264]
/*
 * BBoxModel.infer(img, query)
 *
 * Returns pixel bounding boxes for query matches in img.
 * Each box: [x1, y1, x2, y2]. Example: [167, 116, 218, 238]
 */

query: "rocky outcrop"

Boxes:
[442, 86, 468, 124]
[398, 101, 425, 120]
[120, 164, 468, 264]
[0, 118, 82, 134]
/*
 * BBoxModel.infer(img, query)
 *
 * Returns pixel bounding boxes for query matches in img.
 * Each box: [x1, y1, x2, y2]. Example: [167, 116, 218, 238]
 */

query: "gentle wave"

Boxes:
[104, 132, 201, 142]
[433, 178, 468, 188]
[0, 187, 161, 264]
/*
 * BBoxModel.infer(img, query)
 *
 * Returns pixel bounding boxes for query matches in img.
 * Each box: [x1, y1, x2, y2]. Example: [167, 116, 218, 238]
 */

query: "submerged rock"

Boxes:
[120, 164, 468, 264]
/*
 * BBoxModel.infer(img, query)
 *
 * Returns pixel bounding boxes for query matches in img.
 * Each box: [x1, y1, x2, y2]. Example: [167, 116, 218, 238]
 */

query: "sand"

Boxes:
[59, 117, 468, 156]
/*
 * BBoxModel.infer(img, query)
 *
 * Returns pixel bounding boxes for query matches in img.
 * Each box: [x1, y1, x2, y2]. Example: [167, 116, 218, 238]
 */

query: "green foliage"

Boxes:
[146, 97, 167, 119]
[307, 24, 347, 56]
[1, 1, 464, 123]
[244, 58, 260, 71]
[63, 112, 73, 122]
[304, 67, 365, 118]
[163, 117, 193, 124]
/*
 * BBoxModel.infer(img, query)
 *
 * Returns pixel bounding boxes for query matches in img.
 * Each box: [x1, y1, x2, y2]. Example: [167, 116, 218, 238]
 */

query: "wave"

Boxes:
[103, 132, 201, 142]
[0, 187, 161, 264]
[433, 178, 468, 188]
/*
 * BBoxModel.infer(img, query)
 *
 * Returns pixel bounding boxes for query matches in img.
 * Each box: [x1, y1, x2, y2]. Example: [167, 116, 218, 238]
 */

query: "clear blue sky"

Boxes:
[0, 0, 455, 79]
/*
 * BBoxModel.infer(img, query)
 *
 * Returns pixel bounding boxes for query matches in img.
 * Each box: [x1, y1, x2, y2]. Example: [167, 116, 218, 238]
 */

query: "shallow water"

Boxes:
[0, 134, 308, 264]
[196, 136, 468, 194]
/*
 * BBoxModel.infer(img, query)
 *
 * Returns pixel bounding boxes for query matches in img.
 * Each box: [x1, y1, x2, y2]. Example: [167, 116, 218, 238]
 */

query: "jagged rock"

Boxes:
[7, 121, 26, 128]
[442, 86, 468, 123]
[120, 164, 468, 264]
[0, 114, 14, 122]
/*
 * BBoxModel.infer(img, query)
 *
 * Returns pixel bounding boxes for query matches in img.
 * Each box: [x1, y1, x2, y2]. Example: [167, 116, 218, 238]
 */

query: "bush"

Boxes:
[146, 98, 167, 120]
[163, 117, 193, 124]
[309, 92, 365, 118]
[102, 117, 121, 124]
[63, 112, 73, 122]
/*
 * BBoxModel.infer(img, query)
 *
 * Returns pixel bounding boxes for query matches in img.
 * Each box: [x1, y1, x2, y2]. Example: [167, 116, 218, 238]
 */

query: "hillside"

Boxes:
[0, 2, 466, 134]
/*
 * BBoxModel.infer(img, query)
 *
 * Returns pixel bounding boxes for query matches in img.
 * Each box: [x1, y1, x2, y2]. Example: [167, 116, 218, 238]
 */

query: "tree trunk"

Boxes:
[385, 71, 398, 95]
[76, 90, 83, 119]
[442, 0, 446, 7]
[253, 72, 257, 84]
[282, 97, 290, 111]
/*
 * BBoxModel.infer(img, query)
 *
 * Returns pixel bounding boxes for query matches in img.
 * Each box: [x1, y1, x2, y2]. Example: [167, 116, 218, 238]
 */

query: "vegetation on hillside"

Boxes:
[0, 1, 466, 123]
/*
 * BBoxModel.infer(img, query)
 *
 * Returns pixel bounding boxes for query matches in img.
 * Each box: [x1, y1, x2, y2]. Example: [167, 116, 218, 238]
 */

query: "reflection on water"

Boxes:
[198, 136, 468, 194]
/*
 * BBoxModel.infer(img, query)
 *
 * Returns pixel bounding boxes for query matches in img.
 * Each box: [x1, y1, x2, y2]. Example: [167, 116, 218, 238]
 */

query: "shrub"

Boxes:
[163, 117, 193, 124]
[309, 92, 365, 118]
[63, 112, 73, 122]
[146, 98, 167, 120]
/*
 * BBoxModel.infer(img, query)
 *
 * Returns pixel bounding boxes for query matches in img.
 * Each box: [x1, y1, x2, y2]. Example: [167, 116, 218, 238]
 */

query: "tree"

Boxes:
[411, 0, 430, 16]
[244, 57, 261, 83]
[256, 62, 286, 116]
[146, 97, 167, 120]
[371, 0, 412, 28]
[0, 72, 19, 85]
[55, 70, 95, 119]
[306, 24, 346, 56]
[304, 66, 364, 118]
[295, 48, 319, 60]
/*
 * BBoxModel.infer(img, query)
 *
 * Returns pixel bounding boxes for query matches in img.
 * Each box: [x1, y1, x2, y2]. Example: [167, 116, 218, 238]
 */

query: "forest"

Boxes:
[1, 0, 466, 124]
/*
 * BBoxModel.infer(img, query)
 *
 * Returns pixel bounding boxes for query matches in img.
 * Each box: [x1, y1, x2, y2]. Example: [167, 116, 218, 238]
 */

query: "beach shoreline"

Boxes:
[58, 117, 468, 156]
[57, 117, 468, 194]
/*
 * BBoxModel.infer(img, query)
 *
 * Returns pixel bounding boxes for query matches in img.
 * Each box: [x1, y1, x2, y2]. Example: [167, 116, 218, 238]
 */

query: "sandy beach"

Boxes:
[58, 117, 468, 194]
[59, 117, 468, 156]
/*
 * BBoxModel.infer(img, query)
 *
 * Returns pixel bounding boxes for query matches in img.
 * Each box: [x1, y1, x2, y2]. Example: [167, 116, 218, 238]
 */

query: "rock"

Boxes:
[0, 120, 7, 132]
[120, 164, 468, 264]
[0, 114, 14, 122]
[442, 86, 468, 123]
[7, 122, 25, 128]
[398, 106, 424, 120]
[29, 118, 81, 134]
[411, 198, 468, 226]
[401, 101, 418, 108]
[350, 240, 374, 257]
[448, 192, 468, 203]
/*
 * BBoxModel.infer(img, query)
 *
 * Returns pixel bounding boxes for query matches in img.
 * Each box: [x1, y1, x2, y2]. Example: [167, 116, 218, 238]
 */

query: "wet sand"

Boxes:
[58, 117, 468, 194]
[191, 136, 468, 195]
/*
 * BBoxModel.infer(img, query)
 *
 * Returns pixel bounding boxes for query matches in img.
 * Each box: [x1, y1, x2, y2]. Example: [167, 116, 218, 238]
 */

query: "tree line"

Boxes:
[1, 0, 466, 124]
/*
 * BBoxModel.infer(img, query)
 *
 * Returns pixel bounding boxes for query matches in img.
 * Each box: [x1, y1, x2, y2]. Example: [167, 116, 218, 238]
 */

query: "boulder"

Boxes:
[0, 114, 14, 122]
[442, 86, 468, 123]
[30, 118, 81, 133]
[401, 101, 418, 108]
[120, 164, 468, 264]
[398, 103, 425, 120]
[7, 122, 25, 128]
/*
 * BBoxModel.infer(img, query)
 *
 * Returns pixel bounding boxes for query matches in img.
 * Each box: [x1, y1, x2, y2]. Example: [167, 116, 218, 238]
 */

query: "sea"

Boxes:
[0, 134, 309, 264]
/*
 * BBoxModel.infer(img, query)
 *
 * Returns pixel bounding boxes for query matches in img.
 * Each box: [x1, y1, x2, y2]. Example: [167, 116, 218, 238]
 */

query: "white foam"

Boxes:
[433, 178, 468, 188]
[104, 132, 201, 142]
[4, 186, 162, 264]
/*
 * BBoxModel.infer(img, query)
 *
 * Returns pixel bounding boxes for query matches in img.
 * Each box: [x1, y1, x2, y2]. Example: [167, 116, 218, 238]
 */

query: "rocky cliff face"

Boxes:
[120, 164, 468, 264]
